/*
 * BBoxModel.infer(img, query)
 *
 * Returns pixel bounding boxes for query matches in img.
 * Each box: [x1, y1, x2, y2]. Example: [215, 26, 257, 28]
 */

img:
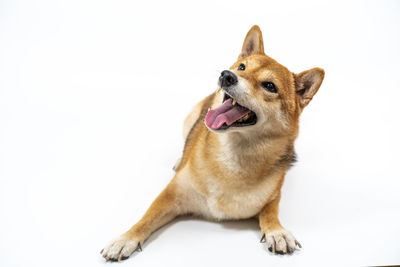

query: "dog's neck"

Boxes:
[215, 130, 291, 174]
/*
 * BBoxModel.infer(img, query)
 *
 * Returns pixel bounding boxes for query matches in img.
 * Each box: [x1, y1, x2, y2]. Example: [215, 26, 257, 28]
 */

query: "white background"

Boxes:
[1, 0, 399, 266]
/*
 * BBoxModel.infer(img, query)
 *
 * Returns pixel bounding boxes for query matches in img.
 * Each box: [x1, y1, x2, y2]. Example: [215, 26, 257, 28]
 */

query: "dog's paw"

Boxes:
[260, 229, 301, 254]
[100, 235, 142, 261]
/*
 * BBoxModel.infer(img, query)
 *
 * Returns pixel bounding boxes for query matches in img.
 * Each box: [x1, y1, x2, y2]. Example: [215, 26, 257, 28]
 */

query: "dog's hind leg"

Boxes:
[172, 157, 182, 171]
[182, 100, 203, 141]
[172, 99, 206, 171]
[101, 179, 184, 261]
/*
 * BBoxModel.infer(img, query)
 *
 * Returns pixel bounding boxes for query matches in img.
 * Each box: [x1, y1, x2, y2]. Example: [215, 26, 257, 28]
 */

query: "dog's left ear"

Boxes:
[238, 25, 265, 59]
[295, 68, 325, 108]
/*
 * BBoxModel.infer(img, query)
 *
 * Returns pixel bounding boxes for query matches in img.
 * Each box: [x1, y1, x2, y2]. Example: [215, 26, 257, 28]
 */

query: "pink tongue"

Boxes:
[205, 99, 250, 130]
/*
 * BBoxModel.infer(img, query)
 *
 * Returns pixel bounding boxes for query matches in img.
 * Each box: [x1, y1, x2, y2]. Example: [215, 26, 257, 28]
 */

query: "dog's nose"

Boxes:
[219, 70, 238, 87]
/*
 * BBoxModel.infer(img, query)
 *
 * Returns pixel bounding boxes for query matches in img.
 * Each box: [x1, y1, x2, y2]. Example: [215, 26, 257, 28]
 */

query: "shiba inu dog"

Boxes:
[101, 25, 324, 261]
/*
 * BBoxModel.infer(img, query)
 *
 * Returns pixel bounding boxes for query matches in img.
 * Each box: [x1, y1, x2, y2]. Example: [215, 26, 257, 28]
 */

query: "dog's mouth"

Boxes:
[205, 92, 257, 130]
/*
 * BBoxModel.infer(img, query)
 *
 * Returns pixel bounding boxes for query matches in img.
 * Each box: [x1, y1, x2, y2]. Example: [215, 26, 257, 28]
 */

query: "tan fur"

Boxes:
[182, 98, 205, 140]
[101, 25, 324, 260]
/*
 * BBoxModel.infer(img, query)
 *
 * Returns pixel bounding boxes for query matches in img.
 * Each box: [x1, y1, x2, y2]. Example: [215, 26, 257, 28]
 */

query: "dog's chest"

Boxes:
[202, 173, 281, 220]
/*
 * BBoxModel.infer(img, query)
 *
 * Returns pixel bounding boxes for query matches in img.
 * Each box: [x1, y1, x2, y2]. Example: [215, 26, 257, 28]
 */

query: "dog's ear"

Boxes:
[295, 68, 325, 108]
[238, 25, 265, 59]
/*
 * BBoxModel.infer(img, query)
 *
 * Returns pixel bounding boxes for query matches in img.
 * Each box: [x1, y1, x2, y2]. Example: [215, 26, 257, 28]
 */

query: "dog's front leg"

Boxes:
[258, 193, 301, 254]
[101, 180, 182, 261]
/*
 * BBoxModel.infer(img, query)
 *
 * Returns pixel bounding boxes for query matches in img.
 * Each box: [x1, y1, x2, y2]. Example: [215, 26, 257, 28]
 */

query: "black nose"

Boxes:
[219, 70, 238, 88]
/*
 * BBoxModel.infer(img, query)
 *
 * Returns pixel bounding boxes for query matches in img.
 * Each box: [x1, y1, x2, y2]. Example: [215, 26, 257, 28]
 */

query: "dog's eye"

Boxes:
[238, 63, 245, 71]
[261, 82, 277, 93]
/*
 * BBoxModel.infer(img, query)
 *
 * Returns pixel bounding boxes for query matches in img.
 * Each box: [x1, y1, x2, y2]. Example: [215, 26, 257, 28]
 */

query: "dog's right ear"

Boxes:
[238, 25, 265, 60]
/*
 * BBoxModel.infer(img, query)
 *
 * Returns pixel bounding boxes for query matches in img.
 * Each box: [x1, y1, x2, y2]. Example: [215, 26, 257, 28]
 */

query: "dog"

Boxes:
[100, 25, 324, 261]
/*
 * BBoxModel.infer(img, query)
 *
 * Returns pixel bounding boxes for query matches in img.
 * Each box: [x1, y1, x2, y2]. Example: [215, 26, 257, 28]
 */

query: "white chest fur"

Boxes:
[176, 166, 282, 220]
[203, 172, 281, 220]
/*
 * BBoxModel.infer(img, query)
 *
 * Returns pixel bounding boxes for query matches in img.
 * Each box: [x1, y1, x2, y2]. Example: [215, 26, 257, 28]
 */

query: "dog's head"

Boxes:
[205, 25, 324, 136]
